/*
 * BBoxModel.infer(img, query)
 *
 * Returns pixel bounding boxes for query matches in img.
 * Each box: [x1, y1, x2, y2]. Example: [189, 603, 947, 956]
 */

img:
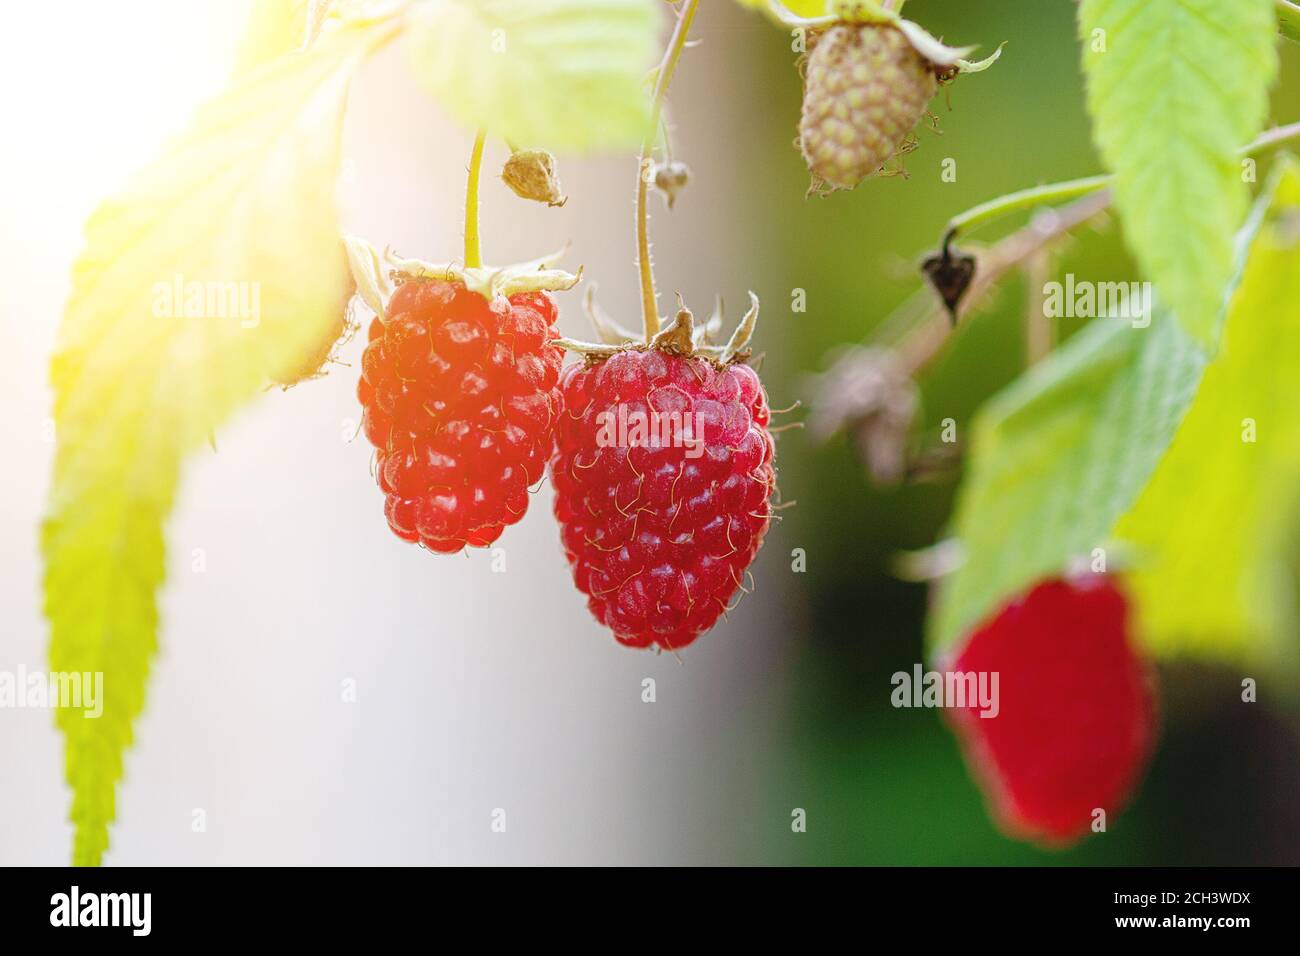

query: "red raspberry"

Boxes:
[941, 576, 1157, 845]
[357, 278, 563, 553]
[550, 348, 777, 651]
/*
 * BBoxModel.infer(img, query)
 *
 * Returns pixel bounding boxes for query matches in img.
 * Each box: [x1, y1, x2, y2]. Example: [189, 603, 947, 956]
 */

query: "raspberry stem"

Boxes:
[464, 127, 487, 269]
[860, 119, 1300, 387]
[637, 0, 700, 342]
[946, 120, 1300, 241]
[946, 175, 1112, 242]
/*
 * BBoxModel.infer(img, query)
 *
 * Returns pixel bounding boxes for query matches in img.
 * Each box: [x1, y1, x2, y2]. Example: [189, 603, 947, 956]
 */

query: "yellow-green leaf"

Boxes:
[43, 17, 396, 866]
[1079, 0, 1277, 350]
[233, 0, 312, 73]
[1114, 159, 1300, 671]
[405, 0, 659, 153]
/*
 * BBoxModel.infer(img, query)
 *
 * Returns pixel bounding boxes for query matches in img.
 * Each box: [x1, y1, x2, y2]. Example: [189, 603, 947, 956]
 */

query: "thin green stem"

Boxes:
[1242, 119, 1300, 156]
[1280, 0, 1300, 43]
[637, 0, 699, 342]
[946, 121, 1300, 240]
[947, 175, 1111, 238]
[464, 127, 487, 269]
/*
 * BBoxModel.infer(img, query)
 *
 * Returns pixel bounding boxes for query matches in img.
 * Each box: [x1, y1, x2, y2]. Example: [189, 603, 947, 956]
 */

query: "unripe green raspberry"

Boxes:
[799, 23, 938, 192]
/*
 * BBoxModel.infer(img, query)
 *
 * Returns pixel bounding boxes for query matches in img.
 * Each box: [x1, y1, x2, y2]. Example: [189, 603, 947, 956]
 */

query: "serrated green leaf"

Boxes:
[1079, 0, 1277, 350]
[405, 0, 659, 153]
[43, 19, 394, 866]
[1113, 159, 1300, 671]
[927, 178, 1281, 658]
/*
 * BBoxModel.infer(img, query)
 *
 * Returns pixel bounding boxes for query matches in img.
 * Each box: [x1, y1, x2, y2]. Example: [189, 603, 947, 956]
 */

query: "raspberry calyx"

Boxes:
[549, 292, 778, 651]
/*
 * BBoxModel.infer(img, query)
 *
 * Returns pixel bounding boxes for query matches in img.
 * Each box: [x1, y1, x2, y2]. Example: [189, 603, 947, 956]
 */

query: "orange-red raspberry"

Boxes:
[357, 278, 563, 553]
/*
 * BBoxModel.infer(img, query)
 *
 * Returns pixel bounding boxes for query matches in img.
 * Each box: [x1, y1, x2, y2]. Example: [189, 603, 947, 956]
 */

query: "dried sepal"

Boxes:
[769, 0, 1002, 77]
[584, 285, 640, 345]
[649, 297, 697, 354]
[384, 246, 580, 300]
[718, 291, 759, 364]
[502, 148, 567, 207]
[892, 18, 976, 68]
[553, 336, 623, 359]
[692, 294, 724, 349]
[344, 234, 391, 319]
[558, 288, 762, 368]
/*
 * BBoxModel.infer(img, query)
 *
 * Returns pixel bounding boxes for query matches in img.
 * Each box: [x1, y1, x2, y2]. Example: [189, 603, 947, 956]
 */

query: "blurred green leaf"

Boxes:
[233, 0, 310, 73]
[1079, 0, 1277, 350]
[1114, 159, 1300, 670]
[1280, 1, 1300, 43]
[43, 18, 391, 866]
[928, 176, 1282, 658]
[928, 315, 1204, 656]
[405, 0, 659, 153]
[735, 0, 831, 18]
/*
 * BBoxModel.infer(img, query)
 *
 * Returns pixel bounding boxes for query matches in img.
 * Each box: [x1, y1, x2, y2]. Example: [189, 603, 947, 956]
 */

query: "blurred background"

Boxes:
[0, 0, 1296, 864]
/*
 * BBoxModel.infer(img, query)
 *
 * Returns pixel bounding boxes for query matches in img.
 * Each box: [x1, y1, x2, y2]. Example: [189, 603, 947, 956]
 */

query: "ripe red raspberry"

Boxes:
[550, 348, 777, 651]
[941, 576, 1157, 845]
[357, 278, 563, 553]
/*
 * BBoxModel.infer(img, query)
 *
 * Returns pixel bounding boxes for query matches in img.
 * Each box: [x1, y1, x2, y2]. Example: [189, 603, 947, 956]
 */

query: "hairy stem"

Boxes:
[947, 121, 1300, 241]
[947, 175, 1112, 239]
[464, 127, 487, 269]
[638, 0, 700, 341]
[1244, 119, 1300, 155]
